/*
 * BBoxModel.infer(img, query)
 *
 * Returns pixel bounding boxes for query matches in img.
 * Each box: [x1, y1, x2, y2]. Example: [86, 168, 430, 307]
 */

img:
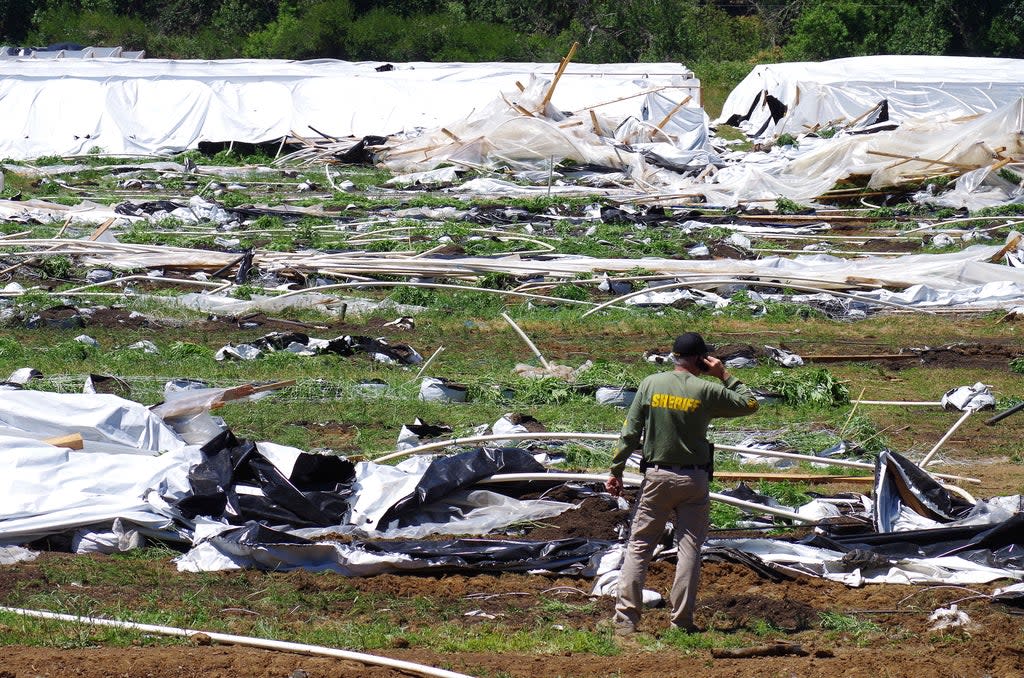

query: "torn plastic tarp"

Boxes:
[0, 59, 696, 159]
[172, 430, 356, 529]
[396, 419, 453, 451]
[716, 55, 1024, 139]
[873, 450, 976, 533]
[361, 447, 547, 529]
[298, 488, 573, 541]
[0, 390, 186, 455]
[175, 520, 614, 575]
[940, 383, 995, 412]
[708, 526, 1024, 587]
[0, 433, 200, 545]
[915, 165, 1024, 212]
[215, 331, 422, 365]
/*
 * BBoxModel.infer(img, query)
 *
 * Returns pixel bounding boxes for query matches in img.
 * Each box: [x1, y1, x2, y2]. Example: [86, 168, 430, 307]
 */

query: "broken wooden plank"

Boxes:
[43, 433, 84, 450]
[87, 217, 117, 241]
[539, 41, 578, 111]
[867, 150, 975, 170]
[654, 95, 693, 131]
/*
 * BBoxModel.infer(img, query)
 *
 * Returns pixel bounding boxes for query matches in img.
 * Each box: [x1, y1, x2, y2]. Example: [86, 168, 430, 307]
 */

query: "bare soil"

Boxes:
[3, 474, 1024, 678]
[7, 307, 1024, 677]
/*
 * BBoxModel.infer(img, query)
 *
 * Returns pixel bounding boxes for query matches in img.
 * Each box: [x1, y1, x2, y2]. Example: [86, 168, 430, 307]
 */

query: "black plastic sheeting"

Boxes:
[873, 450, 975, 532]
[378, 447, 547, 526]
[213, 521, 613, 574]
[358, 536, 613, 573]
[222, 331, 422, 364]
[173, 430, 356, 528]
[802, 512, 1024, 571]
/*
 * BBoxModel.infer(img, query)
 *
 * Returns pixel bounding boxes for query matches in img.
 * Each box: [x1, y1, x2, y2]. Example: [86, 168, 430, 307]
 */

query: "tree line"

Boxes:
[2, 0, 1021, 115]
[2, 0, 1021, 63]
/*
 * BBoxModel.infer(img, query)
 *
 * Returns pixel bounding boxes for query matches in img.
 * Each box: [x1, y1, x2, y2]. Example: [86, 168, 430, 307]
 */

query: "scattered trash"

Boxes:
[125, 340, 159, 353]
[928, 604, 972, 631]
[941, 382, 996, 412]
[764, 345, 804, 367]
[594, 386, 637, 408]
[419, 377, 468, 403]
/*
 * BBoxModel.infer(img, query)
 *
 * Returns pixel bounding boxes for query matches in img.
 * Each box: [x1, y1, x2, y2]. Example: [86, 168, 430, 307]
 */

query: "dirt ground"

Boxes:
[7, 307, 1024, 677]
[3, 472, 1024, 678]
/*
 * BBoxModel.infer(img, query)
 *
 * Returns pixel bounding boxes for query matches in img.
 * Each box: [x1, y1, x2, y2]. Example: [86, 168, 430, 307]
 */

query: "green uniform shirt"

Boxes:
[609, 370, 759, 478]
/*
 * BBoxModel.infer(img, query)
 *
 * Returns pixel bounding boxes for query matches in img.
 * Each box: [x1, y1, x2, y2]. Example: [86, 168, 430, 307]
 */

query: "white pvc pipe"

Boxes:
[717, 443, 980, 484]
[852, 400, 944, 406]
[920, 410, 973, 468]
[475, 471, 817, 523]
[268, 281, 598, 307]
[374, 433, 980, 484]
[0, 607, 475, 678]
[373, 431, 618, 463]
[501, 312, 552, 370]
[580, 278, 929, 318]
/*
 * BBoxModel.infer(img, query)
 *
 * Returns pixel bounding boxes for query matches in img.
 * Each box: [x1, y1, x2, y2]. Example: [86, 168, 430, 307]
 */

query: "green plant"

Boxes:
[774, 196, 809, 214]
[775, 133, 799, 148]
[40, 255, 73, 279]
[1010, 357, 1024, 374]
[760, 368, 850, 407]
[820, 611, 882, 646]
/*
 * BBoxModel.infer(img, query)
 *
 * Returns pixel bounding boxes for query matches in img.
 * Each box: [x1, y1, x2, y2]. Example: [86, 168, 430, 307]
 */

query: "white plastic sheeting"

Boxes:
[0, 432, 200, 545]
[377, 76, 708, 175]
[708, 537, 1023, 587]
[0, 58, 697, 159]
[0, 390, 186, 455]
[774, 98, 1024, 195]
[717, 55, 1024, 139]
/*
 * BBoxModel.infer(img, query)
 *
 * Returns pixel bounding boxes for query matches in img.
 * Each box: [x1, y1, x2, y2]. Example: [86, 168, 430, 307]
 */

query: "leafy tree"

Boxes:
[1, 0, 36, 42]
[244, 0, 352, 59]
[985, 0, 1024, 56]
[784, 0, 873, 60]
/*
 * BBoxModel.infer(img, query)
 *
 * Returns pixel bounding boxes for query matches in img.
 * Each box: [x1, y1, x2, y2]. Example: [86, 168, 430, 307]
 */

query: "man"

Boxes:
[605, 332, 759, 635]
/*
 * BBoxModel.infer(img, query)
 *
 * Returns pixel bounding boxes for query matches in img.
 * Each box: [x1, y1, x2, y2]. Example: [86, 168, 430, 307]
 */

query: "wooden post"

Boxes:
[539, 41, 579, 111]
[654, 95, 693, 131]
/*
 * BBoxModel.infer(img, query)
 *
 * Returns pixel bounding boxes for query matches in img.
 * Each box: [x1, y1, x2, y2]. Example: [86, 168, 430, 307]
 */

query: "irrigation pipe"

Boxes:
[413, 345, 445, 380]
[373, 433, 980, 485]
[373, 432, 619, 463]
[501, 312, 551, 370]
[515, 271, 880, 294]
[476, 472, 816, 524]
[852, 400, 944, 406]
[580, 278, 930, 318]
[919, 410, 973, 468]
[0, 607, 474, 678]
[58, 275, 234, 295]
[717, 443, 980, 484]
[267, 281, 598, 307]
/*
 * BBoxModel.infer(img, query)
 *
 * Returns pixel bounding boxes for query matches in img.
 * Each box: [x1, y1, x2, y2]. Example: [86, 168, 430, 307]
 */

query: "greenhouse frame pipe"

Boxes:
[580, 278, 930, 318]
[268, 281, 598, 307]
[59, 275, 233, 295]
[919, 410, 973, 468]
[476, 472, 816, 524]
[374, 433, 981, 485]
[717, 443, 980, 485]
[0, 607, 475, 678]
[851, 400, 944, 406]
[374, 431, 618, 463]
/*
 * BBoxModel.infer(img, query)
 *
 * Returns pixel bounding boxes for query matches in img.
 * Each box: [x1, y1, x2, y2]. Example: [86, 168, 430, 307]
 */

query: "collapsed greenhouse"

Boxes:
[1, 50, 1024, 678]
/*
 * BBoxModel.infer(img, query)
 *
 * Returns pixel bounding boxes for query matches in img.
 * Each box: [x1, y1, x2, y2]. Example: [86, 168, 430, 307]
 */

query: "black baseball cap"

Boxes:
[672, 332, 712, 357]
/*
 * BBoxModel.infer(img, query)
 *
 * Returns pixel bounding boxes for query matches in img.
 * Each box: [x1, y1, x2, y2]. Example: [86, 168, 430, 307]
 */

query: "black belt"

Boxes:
[650, 464, 705, 473]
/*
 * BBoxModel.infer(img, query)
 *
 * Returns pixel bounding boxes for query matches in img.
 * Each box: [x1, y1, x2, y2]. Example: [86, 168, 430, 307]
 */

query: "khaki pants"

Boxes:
[614, 467, 709, 631]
